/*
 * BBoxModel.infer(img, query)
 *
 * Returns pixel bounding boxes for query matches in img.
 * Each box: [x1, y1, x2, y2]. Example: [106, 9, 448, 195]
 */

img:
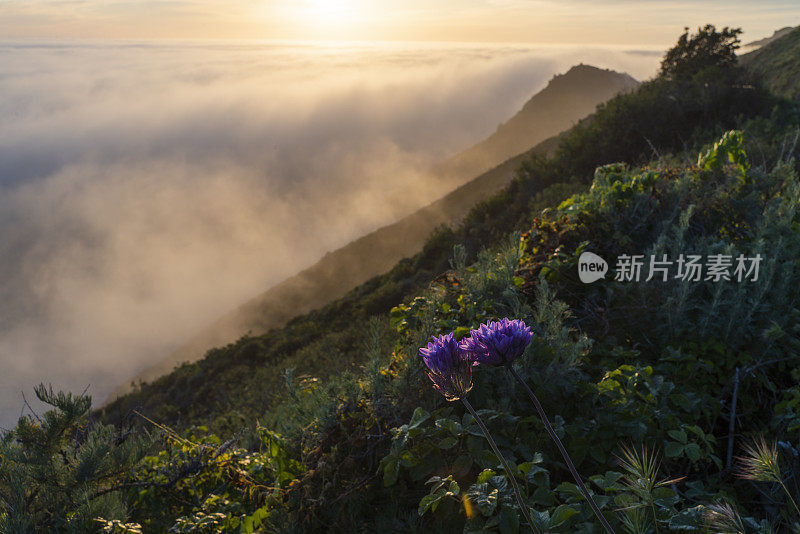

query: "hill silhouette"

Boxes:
[433, 64, 638, 187]
[741, 25, 796, 50]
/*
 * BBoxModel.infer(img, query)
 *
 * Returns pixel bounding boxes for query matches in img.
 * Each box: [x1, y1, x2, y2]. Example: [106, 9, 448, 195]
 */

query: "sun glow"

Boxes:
[301, 0, 366, 28]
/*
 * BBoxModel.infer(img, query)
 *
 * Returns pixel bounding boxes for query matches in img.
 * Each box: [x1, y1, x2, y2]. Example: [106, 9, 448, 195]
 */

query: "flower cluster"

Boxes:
[419, 318, 533, 401]
[461, 318, 533, 367]
[419, 333, 474, 401]
[418, 317, 612, 533]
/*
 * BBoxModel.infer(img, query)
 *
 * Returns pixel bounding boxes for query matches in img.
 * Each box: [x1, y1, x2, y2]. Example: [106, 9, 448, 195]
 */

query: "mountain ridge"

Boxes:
[431, 64, 639, 189]
[107, 64, 639, 398]
[741, 25, 796, 50]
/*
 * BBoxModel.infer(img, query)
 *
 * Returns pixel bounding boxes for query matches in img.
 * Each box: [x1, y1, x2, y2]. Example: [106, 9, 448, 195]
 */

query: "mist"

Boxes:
[0, 40, 659, 426]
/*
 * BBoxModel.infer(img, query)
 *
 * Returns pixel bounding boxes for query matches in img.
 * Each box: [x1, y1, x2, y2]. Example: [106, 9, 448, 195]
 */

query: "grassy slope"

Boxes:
[113, 67, 637, 395]
[100, 48, 781, 432]
[120, 135, 559, 391]
[741, 25, 800, 100]
[97, 137, 567, 430]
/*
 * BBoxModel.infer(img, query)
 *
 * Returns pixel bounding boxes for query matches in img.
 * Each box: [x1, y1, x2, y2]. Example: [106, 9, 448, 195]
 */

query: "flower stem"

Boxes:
[462, 397, 539, 534]
[651, 503, 660, 534]
[508, 366, 616, 534]
[779, 480, 800, 520]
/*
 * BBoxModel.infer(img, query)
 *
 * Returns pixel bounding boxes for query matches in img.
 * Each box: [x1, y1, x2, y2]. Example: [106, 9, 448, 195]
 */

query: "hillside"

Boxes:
[7, 25, 800, 534]
[741, 25, 800, 100]
[99, 25, 780, 430]
[113, 65, 637, 394]
[120, 139, 558, 388]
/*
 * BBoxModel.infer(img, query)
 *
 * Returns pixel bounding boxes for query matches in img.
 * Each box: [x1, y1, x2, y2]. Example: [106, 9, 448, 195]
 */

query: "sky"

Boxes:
[0, 0, 798, 45]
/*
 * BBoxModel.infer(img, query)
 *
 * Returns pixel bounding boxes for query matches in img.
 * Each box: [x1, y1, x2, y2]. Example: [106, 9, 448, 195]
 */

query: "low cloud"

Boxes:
[0, 40, 658, 426]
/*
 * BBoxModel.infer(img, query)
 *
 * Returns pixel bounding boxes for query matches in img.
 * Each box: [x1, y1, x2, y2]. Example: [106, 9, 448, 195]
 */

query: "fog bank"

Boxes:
[0, 40, 659, 426]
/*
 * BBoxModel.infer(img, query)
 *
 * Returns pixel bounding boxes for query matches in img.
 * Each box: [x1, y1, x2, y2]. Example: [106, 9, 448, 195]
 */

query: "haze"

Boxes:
[1, 1, 798, 45]
[0, 40, 663, 426]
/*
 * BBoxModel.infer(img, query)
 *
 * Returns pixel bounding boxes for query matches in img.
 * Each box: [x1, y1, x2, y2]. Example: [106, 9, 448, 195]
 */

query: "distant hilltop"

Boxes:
[741, 26, 797, 50]
[433, 64, 639, 190]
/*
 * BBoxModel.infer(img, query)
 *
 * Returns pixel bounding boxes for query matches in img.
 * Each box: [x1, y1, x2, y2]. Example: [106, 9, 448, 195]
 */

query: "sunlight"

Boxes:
[301, 0, 364, 28]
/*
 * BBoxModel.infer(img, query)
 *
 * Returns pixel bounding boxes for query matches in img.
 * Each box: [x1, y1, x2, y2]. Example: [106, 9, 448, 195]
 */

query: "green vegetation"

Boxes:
[3, 24, 800, 532]
[660, 25, 742, 81]
[125, 63, 634, 391]
[741, 26, 800, 101]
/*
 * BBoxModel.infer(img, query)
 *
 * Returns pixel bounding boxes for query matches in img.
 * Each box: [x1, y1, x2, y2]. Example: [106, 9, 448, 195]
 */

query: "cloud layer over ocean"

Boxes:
[0, 40, 659, 425]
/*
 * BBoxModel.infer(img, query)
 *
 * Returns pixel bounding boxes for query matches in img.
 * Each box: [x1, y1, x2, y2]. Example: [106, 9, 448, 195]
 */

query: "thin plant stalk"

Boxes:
[651, 502, 660, 534]
[779, 480, 800, 519]
[508, 366, 616, 534]
[462, 397, 540, 534]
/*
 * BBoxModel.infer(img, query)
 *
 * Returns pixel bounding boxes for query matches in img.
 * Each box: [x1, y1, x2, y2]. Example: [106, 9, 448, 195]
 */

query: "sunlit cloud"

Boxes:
[0, 0, 797, 43]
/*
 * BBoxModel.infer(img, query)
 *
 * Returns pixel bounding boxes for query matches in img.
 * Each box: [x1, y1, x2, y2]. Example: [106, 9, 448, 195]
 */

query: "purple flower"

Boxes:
[461, 318, 533, 366]
[419, 333, 474, 401]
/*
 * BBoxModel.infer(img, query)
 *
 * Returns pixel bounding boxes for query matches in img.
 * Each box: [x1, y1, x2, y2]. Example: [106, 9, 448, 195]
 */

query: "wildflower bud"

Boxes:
[460, 318, 533, 366]
[419, 333, 474, 401]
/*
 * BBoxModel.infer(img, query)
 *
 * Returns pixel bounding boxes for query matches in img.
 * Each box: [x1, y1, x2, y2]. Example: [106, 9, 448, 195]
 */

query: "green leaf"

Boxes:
[240, 506, 269, 534]
[664, 441, 684, 458]
[668, 505, 704, 531]
[448, 479, 460, 495]
[426, 476, 446, 492]
[531, 510, 551, 532]
[517, 462, 535, 475]
[489, 475, 509, 494]
[498, 505, 521, 534]
[555, 482, 582, 498]
[438, 437, 458, 450]
[684, 443, 702, 463]
[668, 429, 688, 444]
[525, 464, 548, 484]
[383, 458, 399, 486]
[477, 469, 496, 484]
[477, 449, 499, 467]
[418, 493, 441, 516]
[436, 418, 462, 437]
[590, 471, 624, 491]
[686, 425, 705, 438]
[590, 446, 606, 464]
[467, 484, 498, 516]
[550, 504, 579, 526]
[453, 326, 472, 340]
[408, 407, 430, 429]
